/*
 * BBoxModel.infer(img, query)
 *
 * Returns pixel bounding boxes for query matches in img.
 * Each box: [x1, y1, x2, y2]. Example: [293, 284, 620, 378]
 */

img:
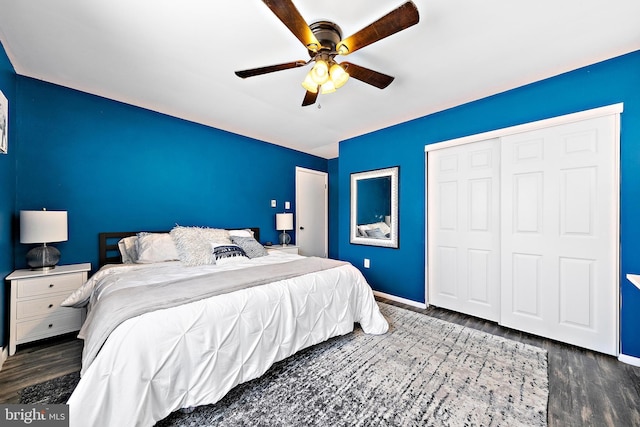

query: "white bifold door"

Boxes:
[427, 113, 619, 355]
[500, 115, 618, 354]
[427, 138, 501, 322]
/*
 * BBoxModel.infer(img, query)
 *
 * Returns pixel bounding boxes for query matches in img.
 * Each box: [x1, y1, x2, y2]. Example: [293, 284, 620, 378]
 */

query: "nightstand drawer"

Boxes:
[15, 311, 83, 342]
[16, 294, 71, 319]
[16, 272, 85, 298]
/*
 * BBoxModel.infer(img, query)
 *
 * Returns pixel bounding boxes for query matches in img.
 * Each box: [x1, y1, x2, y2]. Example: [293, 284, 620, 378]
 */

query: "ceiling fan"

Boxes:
[235, 1, 420, 106]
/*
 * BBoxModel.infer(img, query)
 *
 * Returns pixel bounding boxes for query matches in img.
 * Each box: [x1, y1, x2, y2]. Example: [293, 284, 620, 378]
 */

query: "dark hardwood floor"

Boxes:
[0, 333, 82, 404]
[1, 299, 639, 427]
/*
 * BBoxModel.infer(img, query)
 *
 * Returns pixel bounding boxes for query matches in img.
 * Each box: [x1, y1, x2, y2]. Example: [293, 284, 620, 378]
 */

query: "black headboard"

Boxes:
[99, 227, 260, 268]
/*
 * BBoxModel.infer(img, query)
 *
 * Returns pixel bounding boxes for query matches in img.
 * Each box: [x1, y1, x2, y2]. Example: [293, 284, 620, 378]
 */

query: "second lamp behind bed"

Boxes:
[275, 213, 293, 246]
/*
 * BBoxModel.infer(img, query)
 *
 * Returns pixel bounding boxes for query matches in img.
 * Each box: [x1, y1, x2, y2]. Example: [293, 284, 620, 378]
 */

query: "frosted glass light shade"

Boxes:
[301, 74, 319, 93]
[320, 80, 336, 94]
[329, 63, 349, 89]
[20, 210, 68, 243]
[310, 60, 329, 85]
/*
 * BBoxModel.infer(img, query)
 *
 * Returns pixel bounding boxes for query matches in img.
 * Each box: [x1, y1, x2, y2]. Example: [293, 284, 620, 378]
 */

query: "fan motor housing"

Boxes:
[309, 20, 343, 54]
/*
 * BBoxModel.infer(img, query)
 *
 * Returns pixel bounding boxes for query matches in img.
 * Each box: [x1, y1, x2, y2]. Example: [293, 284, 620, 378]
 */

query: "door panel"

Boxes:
[428, 138, 501, 322]
[295, 167, 328, 257]
[501, 115, 617, 355]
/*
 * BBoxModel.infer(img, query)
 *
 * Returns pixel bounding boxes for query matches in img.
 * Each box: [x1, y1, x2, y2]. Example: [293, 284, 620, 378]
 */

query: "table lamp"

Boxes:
[20, 209, 68, 270]
[275, 213, 293, 246]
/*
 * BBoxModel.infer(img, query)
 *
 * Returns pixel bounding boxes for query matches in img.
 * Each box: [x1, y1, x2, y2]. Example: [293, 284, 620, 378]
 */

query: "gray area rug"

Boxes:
[21, 302, 548, 426]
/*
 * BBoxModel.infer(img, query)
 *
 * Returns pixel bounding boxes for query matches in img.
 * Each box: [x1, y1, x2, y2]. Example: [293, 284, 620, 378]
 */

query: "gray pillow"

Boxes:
[230, 236, 268, 259]
[365, 228, 386, 239]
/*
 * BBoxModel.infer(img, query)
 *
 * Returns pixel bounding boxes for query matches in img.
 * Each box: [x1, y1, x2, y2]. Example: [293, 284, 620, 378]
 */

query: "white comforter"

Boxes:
[67, 251, 388, 427]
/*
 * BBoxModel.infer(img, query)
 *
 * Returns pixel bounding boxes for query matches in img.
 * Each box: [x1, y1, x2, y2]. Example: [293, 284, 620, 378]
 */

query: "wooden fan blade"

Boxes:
[235, 60, 307, 78]
[263, 0, 321, 51]
[302, 90, 319, 106]
[341, 62, 394, 89]
[337, 1, 419, 55]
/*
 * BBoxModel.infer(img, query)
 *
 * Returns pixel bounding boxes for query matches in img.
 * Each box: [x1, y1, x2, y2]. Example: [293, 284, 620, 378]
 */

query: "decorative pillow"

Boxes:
[365, 228, 387, 239]
[357, 225, 373, 237]
[359, 221, 391, 237]
[211, 243, 248, 265]
[372, 221, 391, 236]
[135, 232, 180, 263]
[170, 226, 232, 266]
[230, 235, 268, 259]
[228, 229, 254, 238]
[117, 236, 138, 264]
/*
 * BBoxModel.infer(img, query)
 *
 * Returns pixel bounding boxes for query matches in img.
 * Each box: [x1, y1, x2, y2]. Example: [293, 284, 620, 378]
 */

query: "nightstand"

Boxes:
[6, 263, 91, 355]
[267, 245, 300, 255]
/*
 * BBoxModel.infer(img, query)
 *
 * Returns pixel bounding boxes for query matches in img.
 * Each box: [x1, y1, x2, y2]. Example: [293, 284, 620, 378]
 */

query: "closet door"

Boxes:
[427, 138, 501, 321]
[500, 115, 618, 355]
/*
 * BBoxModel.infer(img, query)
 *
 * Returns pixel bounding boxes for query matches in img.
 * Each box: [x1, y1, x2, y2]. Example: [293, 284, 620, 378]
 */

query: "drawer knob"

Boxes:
[48, 324, 53, 328]
[48, 304, 54, 309]
[49, 284, 54, 288]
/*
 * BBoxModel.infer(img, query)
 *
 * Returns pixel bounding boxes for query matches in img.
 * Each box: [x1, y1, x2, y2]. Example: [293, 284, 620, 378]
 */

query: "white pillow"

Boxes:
[358, 224, 373, 236]
[228, 229, 254, 238]
[371, 221, 391, 236]
[170, 226, 232, 266]
[117, 236, 138, 263]
[359, 222, 391, 237]
[135, 232, 180, 263]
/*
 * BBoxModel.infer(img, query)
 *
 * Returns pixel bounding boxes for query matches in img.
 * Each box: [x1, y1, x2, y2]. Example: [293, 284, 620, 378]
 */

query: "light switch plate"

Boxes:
[285, 201, 290, 209]
[271, 200, 276, 208]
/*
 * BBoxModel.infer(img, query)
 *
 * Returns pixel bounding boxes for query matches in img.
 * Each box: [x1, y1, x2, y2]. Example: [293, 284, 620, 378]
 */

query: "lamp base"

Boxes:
[279, 231, 291, 246]
[26, 244, 60, 270]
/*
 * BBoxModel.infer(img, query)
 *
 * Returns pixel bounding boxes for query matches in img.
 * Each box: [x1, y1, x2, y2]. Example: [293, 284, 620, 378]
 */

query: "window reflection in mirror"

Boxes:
[350, 167, 398, 248]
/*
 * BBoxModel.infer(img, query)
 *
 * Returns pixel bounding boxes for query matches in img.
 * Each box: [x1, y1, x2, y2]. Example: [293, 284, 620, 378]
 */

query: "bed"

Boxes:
[63, 226, 389, 427]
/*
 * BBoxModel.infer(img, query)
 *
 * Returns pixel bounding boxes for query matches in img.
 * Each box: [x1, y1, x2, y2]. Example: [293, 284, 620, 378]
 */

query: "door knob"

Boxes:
[300, 226, 304, 230]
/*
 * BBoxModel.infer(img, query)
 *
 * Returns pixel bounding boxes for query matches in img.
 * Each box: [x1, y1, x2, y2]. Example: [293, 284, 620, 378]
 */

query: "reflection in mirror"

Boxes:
[350, 166, 399, 248]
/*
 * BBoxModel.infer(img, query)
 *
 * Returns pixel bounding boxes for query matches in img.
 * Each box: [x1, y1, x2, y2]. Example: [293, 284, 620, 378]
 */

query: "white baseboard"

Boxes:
[618, 353, 640, 367]
[373, 291, 427, 309]
[0, 346, 7, 373]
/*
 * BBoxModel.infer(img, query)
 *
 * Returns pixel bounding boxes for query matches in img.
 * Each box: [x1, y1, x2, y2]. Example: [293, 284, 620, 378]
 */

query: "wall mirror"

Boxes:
[350, 166, 399, 248]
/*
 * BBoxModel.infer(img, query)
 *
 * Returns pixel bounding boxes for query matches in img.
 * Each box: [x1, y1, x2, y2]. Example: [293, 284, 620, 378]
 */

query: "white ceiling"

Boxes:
[0, 1, 639, 159]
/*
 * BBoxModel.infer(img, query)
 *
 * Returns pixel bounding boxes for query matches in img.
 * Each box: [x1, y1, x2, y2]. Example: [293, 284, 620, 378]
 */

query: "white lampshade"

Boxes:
[275, 213, 293, 231]
[20, 210, 68, 244]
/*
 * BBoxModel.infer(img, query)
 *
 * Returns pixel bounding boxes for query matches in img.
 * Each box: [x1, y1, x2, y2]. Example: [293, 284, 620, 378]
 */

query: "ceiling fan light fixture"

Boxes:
[329, 63, 349, 89]
[310, 59, 329, 85]
[320, 80, 336, 94]
[301, 73, 319, 93]
[336, 43, 349, 55]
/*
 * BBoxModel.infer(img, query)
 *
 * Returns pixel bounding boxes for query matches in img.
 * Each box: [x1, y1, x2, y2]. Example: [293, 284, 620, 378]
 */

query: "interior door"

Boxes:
[427, 138, 501, 321]
[500, 115, 618, 355]
[295, 167, 328, 257]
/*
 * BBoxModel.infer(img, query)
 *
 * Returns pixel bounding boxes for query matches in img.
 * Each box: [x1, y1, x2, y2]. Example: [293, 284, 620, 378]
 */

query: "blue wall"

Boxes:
[338, 50, 640, 358]
[12, 78, 327, 272]
[0, 42, 16, 348]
